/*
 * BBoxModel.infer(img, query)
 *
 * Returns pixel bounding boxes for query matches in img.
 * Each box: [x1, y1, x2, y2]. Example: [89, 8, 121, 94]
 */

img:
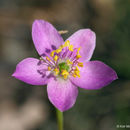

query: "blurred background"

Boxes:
[0, 0, 130, 130]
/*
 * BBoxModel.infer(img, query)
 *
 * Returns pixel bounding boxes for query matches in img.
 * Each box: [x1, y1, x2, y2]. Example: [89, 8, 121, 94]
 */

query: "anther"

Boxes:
[76, 54, 81, 59]
[64, 40, 70, 47]
[77, 62, 83, 67]
[68, 45, 74, 51]
[46, 56, 51, 61]
[48, 66, 51, 71]
[66, 59, 73, 65]
[54, 68, 59, 75]
[61, 70, 69, 79]
[50, 51, 55, 57]
[54, 55, 58, 61]
[56, 48, 62, 53]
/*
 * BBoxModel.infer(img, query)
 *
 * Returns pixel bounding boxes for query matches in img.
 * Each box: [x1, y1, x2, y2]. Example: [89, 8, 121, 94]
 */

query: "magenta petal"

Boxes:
[66, 29, 96, 61]
[12, 58, 49, 85]
[47, 78, 78, 112]
[70, 61, 118, 90]
[32, 20, 64, 55]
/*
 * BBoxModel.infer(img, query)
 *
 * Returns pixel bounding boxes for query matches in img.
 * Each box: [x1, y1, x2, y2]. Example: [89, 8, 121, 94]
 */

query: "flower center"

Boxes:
[58, 62, 70, 72]
[38, 40, 83, 80]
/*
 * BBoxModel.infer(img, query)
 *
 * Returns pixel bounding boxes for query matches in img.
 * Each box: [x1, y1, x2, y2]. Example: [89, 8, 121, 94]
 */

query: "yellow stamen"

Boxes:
[54, 68, 59, 75]
[48, 66, 51, 71]
[76, 73, 80, 78]
[72, 66, 81, 78]
[61, 70, 69, 75]
[61, 70, 69, 79]
[46, 56, 51, 61]
[63, 74, 68, 79]
[72, 74, 77, 78]
[77, 62, 83, 67]
[76, 47, 81, 59]
[76, 54, 81, 59]
[68, 45, 74, 51]
[60, 45, 64, 49]
[76, 49, 82, 58]
[50, 51, 55, 57]
[74, 70, 79, 75]
[73, 68, 80, 78]
[48, 40, 83, 80]
[77, 47, 81, 51]
[56, 48, 62, 53]
[66, 59, 73, 65]
[64, 40, 70, 47]
[54, 55, 58, 61]
[75, 66, 79, 71]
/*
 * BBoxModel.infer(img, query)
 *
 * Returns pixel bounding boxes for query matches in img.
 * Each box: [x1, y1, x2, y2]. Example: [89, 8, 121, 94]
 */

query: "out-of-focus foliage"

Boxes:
[111, 0, 130, 79]
[0, 0, 129, 130]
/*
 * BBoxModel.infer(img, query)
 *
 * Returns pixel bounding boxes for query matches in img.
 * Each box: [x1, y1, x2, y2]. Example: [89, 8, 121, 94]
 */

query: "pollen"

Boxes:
[75, 70, 80, 76]
[61, 70, 69, 75]
[75, 66, 79, 71]
[46, 56, 51, 61]
[76, 73, 80, 78]
[61, 70, 69, 79]
[68, 45, 74, 51]
[64, 40, 70, 47]
[63, 75, 68, 79]
[54, 68, 59, 75]
[50, 51, 55, 57]
[76, 54, 81, 59]
[77, 47, 81, 51]
[66, 59, 73, 65]
[56, 48, 62, 53]
[48, 66, 51, 71]
[71, 66, 81, 78]
[77, 62, 83, 67]
[73, 69, 80, 78]
[76, 47, 81, 59]
[60, 45, 64, 49]
[72, 74, 77, 78]
[54, 55, 58, 61]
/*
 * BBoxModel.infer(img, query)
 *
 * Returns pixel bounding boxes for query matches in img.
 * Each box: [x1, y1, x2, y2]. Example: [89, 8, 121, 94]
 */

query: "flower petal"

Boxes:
[70, 61, 118, 89]
[12, 58, 50, 85]
[47, 78, 78, 112]
[66, 29, 96, 61]
[32, 20, 64, 56]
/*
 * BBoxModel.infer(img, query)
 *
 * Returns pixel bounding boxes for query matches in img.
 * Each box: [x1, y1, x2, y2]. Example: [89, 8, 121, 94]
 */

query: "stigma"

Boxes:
[38, 40, 83, 80]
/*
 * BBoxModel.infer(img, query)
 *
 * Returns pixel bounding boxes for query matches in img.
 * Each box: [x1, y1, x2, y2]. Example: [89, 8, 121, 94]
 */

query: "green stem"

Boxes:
[56, 108, 63, 130]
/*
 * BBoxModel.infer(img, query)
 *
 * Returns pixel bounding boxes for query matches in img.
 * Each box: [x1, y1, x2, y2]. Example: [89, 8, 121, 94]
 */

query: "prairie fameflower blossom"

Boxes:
[12, 20, 118, 112]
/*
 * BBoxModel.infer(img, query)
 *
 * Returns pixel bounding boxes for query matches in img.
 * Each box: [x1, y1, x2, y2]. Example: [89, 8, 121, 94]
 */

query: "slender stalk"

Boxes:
[56, 108, 63, 130]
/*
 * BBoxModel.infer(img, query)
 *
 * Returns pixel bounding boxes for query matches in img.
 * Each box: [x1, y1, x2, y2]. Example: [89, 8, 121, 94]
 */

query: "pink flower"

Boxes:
[12, 20, 118, 112]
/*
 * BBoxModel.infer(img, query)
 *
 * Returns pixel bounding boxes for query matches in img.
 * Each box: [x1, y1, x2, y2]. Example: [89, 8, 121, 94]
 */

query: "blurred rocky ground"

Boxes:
[0, 0, 130, 130]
